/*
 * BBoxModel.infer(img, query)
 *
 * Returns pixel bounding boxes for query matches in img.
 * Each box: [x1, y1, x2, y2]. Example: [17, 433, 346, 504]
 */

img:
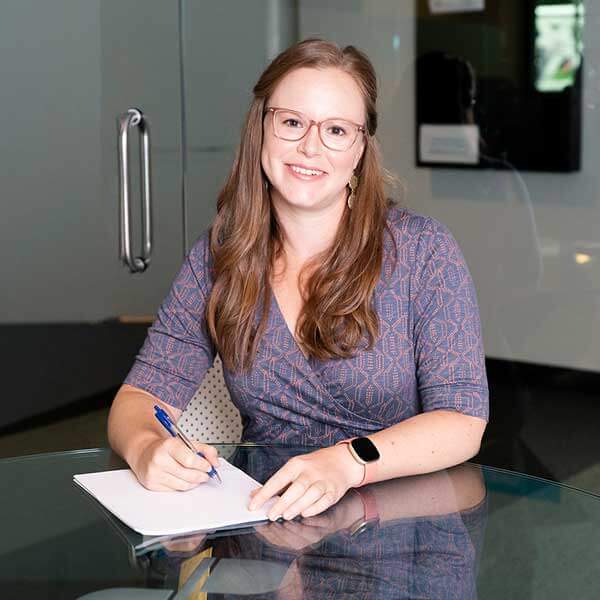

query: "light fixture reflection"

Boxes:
[574, 252, 592, 265]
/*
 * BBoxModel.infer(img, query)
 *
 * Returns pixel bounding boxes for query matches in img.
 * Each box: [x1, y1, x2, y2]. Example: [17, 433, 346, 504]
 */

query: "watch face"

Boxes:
[351, 437, 380, 462]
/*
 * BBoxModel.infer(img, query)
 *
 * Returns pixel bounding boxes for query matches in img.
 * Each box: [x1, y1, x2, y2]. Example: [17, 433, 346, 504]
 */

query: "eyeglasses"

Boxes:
[265, 107, 366, 152]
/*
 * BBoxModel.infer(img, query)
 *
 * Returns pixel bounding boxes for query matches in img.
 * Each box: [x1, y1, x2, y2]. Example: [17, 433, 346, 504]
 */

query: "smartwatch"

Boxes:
[336, 436, 380, 487]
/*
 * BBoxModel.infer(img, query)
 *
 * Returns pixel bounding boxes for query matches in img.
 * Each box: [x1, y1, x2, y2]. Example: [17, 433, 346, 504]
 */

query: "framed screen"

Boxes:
[416, 0, 583, 172]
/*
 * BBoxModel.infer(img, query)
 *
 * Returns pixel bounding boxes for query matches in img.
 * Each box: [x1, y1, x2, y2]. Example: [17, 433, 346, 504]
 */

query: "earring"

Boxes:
[347, 173, 358, 209]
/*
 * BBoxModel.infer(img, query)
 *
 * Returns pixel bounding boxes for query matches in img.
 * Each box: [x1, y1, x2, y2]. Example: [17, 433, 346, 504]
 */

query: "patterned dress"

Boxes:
[125, 207, 489, 445]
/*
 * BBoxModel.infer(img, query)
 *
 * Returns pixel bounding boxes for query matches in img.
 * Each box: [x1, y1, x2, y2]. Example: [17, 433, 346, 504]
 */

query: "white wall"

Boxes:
[300, 0, 600, 372]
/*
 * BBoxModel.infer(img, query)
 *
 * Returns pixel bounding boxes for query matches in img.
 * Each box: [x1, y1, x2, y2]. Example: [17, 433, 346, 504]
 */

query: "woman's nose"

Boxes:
[298, 123, 323, 156]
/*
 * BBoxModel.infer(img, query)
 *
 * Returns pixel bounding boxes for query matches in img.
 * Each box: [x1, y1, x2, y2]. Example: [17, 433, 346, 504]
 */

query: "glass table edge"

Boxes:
[1, 448, 598, 501]
[0, 446, 114, 465]
[0, 442, 289, 465]
[470, 460, 600, 501]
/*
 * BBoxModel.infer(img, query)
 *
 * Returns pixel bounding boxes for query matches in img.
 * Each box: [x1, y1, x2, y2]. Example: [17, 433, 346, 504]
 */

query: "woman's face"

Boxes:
[261, 67, 366, 214]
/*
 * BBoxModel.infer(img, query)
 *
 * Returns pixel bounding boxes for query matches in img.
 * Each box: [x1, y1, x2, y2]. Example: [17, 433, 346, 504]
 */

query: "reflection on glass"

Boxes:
[574, 252, 592, 265]
[416, 0, 583, 171]
[535, 2, 584, 92]
[129, 448, 488, 599]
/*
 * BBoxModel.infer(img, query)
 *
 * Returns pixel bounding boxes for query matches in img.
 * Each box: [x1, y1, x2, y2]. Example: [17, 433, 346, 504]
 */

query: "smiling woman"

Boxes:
[206, 42, 387, 370]
[108, 38, 488, 522]
[261, 68, 366, 215]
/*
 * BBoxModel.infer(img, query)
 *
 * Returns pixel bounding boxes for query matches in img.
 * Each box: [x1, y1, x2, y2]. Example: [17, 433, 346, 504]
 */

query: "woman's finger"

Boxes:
[168, 464, 210, 486]
[168, 441, 215, 474]
[155, 444, 211, 485]
[299, 491, 338, 518]
[192, 442, 220, 468]
[267, 477, 313, 520]
[165, 462, 210, 486]
[248, 465, 296, 511]
[280, 482, 330, 521]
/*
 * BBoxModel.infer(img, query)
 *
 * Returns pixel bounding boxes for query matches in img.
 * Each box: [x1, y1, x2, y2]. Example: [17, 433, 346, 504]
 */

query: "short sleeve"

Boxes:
[411, 218, 489, 421]
[123, 234, 216, 410]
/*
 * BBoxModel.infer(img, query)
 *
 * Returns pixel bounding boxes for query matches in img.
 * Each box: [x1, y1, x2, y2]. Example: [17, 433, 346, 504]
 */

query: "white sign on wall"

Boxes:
[419, 124, 479, 164]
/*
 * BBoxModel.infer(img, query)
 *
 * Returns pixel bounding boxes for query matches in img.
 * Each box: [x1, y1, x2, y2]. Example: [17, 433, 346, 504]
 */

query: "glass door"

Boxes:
[0, 0, 184, 426]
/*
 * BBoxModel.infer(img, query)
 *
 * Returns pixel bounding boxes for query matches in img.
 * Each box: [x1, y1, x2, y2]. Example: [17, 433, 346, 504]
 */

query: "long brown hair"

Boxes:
[206, 38, 389, 372]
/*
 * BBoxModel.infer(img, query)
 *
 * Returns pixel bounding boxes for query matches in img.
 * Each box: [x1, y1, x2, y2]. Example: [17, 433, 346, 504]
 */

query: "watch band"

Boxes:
[336, 437, 379, 487]
[351, 487, 379, 521]
[348, 487, 379, 537]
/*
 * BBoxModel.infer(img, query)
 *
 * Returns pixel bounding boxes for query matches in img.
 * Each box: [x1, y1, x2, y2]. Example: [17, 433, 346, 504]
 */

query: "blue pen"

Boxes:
[154, 404, 223, 484]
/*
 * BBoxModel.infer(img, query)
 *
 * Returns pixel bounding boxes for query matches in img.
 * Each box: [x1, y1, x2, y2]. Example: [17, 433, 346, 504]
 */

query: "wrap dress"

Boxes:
[125, 207, 489, 445]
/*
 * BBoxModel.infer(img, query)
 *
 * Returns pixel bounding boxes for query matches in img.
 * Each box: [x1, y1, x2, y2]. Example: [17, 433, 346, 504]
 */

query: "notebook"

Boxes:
[81, 490, 261, 559]
[73, 458, 276, 536]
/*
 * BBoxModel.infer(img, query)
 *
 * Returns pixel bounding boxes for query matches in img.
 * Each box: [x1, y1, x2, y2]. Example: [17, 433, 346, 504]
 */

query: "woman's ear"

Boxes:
[353, 139, 366, 171]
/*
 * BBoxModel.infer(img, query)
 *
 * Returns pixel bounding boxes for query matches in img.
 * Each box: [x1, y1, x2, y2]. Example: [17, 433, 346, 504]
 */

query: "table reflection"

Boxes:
[134, 447, 487, 599]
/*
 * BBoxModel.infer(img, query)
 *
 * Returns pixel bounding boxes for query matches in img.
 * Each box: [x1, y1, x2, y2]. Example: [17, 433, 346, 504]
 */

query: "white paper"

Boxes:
[419, 124, 479, 164]
[74, 459, 275, 536]
[428, 0, 484, 14]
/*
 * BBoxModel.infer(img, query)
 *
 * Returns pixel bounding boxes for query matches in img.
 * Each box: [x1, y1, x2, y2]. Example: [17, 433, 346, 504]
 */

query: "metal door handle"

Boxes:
[118, 108, 152, 273]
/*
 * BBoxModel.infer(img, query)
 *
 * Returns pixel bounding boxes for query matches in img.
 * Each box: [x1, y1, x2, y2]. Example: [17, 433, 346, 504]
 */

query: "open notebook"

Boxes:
[73, 459, 276, 536]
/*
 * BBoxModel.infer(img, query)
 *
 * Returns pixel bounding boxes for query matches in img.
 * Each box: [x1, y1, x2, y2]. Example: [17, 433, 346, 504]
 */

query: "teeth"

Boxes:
[290, 165, 323, 176]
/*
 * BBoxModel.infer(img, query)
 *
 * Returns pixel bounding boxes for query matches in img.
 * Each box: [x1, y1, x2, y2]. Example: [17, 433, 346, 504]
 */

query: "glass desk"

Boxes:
[1, 445, 599, 599]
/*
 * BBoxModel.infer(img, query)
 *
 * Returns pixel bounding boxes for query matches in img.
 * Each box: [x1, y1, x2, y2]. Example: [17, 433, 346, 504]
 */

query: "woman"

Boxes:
[108, 38, 488, 522]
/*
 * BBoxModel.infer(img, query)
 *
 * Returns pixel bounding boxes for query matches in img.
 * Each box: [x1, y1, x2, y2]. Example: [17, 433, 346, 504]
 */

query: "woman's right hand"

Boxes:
[107, 385, 221, 492]
[130, 436, 221, 492]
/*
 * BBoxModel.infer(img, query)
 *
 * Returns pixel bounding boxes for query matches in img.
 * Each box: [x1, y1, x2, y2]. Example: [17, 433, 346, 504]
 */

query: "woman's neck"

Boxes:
[272, 197, 346, 264]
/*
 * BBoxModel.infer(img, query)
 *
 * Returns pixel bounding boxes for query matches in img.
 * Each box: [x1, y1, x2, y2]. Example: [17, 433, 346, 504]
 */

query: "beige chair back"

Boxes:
[178, 355, 242, 443]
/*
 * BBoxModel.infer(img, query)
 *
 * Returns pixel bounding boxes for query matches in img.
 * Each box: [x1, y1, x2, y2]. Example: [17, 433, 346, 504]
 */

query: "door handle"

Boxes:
[118, 108, 153, 273]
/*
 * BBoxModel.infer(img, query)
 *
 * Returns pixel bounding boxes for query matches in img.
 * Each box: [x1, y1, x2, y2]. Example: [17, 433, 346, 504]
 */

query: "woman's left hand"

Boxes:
[247, 445, 364, 520]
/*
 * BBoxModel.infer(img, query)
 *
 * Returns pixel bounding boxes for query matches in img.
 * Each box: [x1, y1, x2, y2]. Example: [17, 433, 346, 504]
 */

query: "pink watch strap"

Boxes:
[361, 455, 378, 487]
[351, 487, 379, 521]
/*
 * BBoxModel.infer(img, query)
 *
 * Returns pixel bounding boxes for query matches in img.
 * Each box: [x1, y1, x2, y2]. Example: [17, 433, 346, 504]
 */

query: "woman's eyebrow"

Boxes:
[278, 107, 364, 123]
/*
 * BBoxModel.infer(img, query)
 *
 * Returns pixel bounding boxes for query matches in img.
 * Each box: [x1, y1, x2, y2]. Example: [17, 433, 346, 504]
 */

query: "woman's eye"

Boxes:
[328, 125, 347, 136]
[283, 119, 302, 128]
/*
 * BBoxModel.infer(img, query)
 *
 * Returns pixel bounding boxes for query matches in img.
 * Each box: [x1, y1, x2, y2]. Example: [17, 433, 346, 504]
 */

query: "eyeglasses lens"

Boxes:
[273, 110, 357, 151]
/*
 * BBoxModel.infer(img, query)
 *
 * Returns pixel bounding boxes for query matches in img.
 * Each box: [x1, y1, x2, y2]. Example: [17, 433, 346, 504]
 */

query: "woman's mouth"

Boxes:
[287, 164, 327, 180]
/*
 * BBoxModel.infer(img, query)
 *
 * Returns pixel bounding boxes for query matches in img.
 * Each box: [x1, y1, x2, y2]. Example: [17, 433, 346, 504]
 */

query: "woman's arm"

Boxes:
[108, 236, 220, 491]
[367, 409, 485, 482]
[248, 409, 485, 520]
[107, 384, 180, 471]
